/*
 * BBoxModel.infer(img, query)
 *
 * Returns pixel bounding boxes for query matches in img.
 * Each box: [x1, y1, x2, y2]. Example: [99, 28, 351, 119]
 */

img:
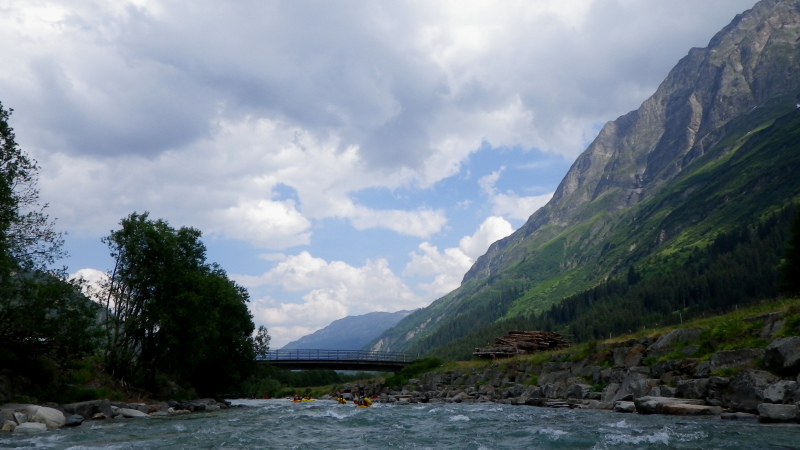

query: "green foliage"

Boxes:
[253, 325, 271, 359]
[711, 367, 741, 378]
[385, 358, 443, 387]
[0, 102, 103, 401]
[100, 212, 256, 396]
[780, 208, 800, 296]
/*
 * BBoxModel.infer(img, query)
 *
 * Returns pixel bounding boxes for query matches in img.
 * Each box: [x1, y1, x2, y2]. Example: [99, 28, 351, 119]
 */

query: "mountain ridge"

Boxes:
[281, 310, 414, 350]
[367, 0, 800, 356]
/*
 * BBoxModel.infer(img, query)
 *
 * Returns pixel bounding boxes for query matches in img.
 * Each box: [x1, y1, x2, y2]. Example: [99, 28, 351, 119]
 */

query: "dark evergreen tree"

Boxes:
[781, 207, 800, 296]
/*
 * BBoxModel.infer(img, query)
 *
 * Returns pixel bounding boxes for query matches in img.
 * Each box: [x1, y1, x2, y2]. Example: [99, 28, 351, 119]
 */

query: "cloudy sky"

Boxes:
[0, 0, 757, 347]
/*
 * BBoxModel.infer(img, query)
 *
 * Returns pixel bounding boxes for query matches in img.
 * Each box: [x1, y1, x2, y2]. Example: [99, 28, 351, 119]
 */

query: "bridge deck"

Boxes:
[259, 349, 413, 372]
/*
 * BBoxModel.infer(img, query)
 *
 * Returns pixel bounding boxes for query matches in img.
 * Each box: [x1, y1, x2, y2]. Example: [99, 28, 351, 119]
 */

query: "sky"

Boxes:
[0, 0, 758, 348]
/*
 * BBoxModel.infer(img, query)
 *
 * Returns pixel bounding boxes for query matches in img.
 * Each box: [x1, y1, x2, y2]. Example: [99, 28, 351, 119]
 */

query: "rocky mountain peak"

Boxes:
[463, 0, 800, 284]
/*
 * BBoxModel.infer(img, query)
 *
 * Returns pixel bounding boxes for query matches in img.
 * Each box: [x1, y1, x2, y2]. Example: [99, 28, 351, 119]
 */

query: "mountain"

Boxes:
[280, 310, 414, 350]
[369, 0, 800, 357]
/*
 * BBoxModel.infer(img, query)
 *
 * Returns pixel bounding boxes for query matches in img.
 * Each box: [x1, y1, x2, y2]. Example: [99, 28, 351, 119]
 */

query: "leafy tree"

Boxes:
[781, 207, 800, 296]
[253, 325, 271, 359]
[0, 102, 101, 394]
[101, 212, 257, 395]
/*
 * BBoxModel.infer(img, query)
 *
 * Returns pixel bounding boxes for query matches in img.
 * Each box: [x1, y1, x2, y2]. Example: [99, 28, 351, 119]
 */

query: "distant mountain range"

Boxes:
[280, 310, 414, 350]
[368, 0, 800, 358]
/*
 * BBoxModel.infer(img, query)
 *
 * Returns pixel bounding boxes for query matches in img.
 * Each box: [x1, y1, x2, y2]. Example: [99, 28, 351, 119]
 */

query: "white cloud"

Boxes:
[68, 267, 109, 304]
[479, 167, 554, 220]
[349, 206, 447, 238]
[405, 215, 514, 297]
[242, 251, 428, 347]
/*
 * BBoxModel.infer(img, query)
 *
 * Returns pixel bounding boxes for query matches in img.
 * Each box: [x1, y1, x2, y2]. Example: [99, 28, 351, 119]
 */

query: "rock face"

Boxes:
[464, 0, 800, 284]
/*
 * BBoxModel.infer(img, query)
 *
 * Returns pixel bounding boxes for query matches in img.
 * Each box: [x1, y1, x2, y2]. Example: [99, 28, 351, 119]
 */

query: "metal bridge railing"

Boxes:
[258, 349, 412, 363]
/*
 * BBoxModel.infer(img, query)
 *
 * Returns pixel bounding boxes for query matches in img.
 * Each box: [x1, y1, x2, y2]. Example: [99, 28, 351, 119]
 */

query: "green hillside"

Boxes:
[366, 0, 800, 359]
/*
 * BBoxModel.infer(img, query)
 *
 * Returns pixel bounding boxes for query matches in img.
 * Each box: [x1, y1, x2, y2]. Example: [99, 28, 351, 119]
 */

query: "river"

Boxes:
[2, 399, 799, 449]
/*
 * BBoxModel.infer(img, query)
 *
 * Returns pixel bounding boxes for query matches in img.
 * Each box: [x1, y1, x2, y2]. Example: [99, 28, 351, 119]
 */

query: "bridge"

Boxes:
[258, 349, 413, 372]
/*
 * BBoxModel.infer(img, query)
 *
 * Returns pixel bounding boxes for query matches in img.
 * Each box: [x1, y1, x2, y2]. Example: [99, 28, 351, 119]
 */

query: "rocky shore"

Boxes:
[0, 398, 231, 433]
[341, 313, 800, 424]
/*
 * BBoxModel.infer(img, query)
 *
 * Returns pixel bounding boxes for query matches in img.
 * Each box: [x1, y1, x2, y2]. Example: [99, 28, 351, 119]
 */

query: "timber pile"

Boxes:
[472, 330, 570, 359]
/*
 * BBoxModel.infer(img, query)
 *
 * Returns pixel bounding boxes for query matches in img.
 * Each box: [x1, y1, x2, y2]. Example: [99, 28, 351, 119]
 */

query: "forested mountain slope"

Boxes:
[368, 0, 800, 358]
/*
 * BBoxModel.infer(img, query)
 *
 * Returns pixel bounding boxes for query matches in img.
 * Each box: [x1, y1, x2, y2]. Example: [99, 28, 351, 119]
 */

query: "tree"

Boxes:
[253, 325, 271, 359]
[780, 207, 800, 296]
[0, 102, 101, 393]
[0, 103, 65, 272]
[101, 212, 257, 395]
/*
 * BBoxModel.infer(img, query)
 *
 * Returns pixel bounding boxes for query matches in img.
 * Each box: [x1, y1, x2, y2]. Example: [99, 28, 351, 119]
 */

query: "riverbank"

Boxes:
[0, 398, 232, 432]
[338, 300, 800, 424]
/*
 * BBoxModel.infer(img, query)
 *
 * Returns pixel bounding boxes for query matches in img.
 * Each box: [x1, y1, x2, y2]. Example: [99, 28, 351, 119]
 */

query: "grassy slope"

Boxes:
[374, 104, 800, 358]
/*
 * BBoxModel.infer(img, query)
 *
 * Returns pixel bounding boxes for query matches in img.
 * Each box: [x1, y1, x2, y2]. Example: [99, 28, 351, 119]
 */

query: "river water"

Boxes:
[3, 399, 799, 449]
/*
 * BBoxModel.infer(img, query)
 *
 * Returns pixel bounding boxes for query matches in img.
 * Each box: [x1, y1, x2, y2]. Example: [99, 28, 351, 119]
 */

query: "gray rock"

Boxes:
[707, 348, 765, 373]
[1, 420, 16, 432]
[660, 403, 722, 416]
[764, 337, 800, 373]
[611, 367, 654, 402]
[675, 378, 709, 399]
[721, 370, 779, 412]
[645, 329, 703, 359]
[26, 406, 65, 430]
[64, 414, 84, 427]
[613, 401, 636, 413]
[14, 422, 47, 433]
[633, 396, 705, 415]
[757, 403, 798, 423]
[601, 383, 620, 402]
[565, 383, 592, 399]
[62, 399, 114, 421]
[13, 412, 27, 425]
[762, 380, 796, 404]
[613, 345, 645, 368]
[116, 408, 148, 418]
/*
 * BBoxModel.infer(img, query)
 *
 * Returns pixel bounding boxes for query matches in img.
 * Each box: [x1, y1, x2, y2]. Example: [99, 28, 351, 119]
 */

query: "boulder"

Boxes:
[707, 349, 765, 374]
[64, 414, 84, 427]
[660, 403, 722, 416]
[15, 422, 47, 433]
[757, 403, 798, 423]
[633, 396, 705, 415]
[13, 412, 27, 425]
[116, 408, 148, 418]
[611, 367, 654, 402]
[613, 401, 636, 413]
[565, 383, 592, 399]
[675, 379, 709, 399]
[721, 370, 779, 412]
[26, 405, 65, 430]
[764, 337, 800, 374]
[762, 380, 796, 404]
[62, 399, 114, 421]
[2, 420, 16, 432]
[645, 329, 703, 359]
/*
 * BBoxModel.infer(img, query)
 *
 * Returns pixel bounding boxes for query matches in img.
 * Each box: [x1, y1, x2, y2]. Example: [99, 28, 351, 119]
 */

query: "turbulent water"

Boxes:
[3, 399, 800, 449]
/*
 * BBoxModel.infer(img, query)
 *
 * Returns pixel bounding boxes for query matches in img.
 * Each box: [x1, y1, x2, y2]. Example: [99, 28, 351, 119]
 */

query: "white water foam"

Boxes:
[449, 414, 470, 422]
[537, 428, 568, 439]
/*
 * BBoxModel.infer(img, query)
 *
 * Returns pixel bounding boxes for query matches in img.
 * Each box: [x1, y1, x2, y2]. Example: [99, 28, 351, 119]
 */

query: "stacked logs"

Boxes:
[472, 330, 570, 359]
